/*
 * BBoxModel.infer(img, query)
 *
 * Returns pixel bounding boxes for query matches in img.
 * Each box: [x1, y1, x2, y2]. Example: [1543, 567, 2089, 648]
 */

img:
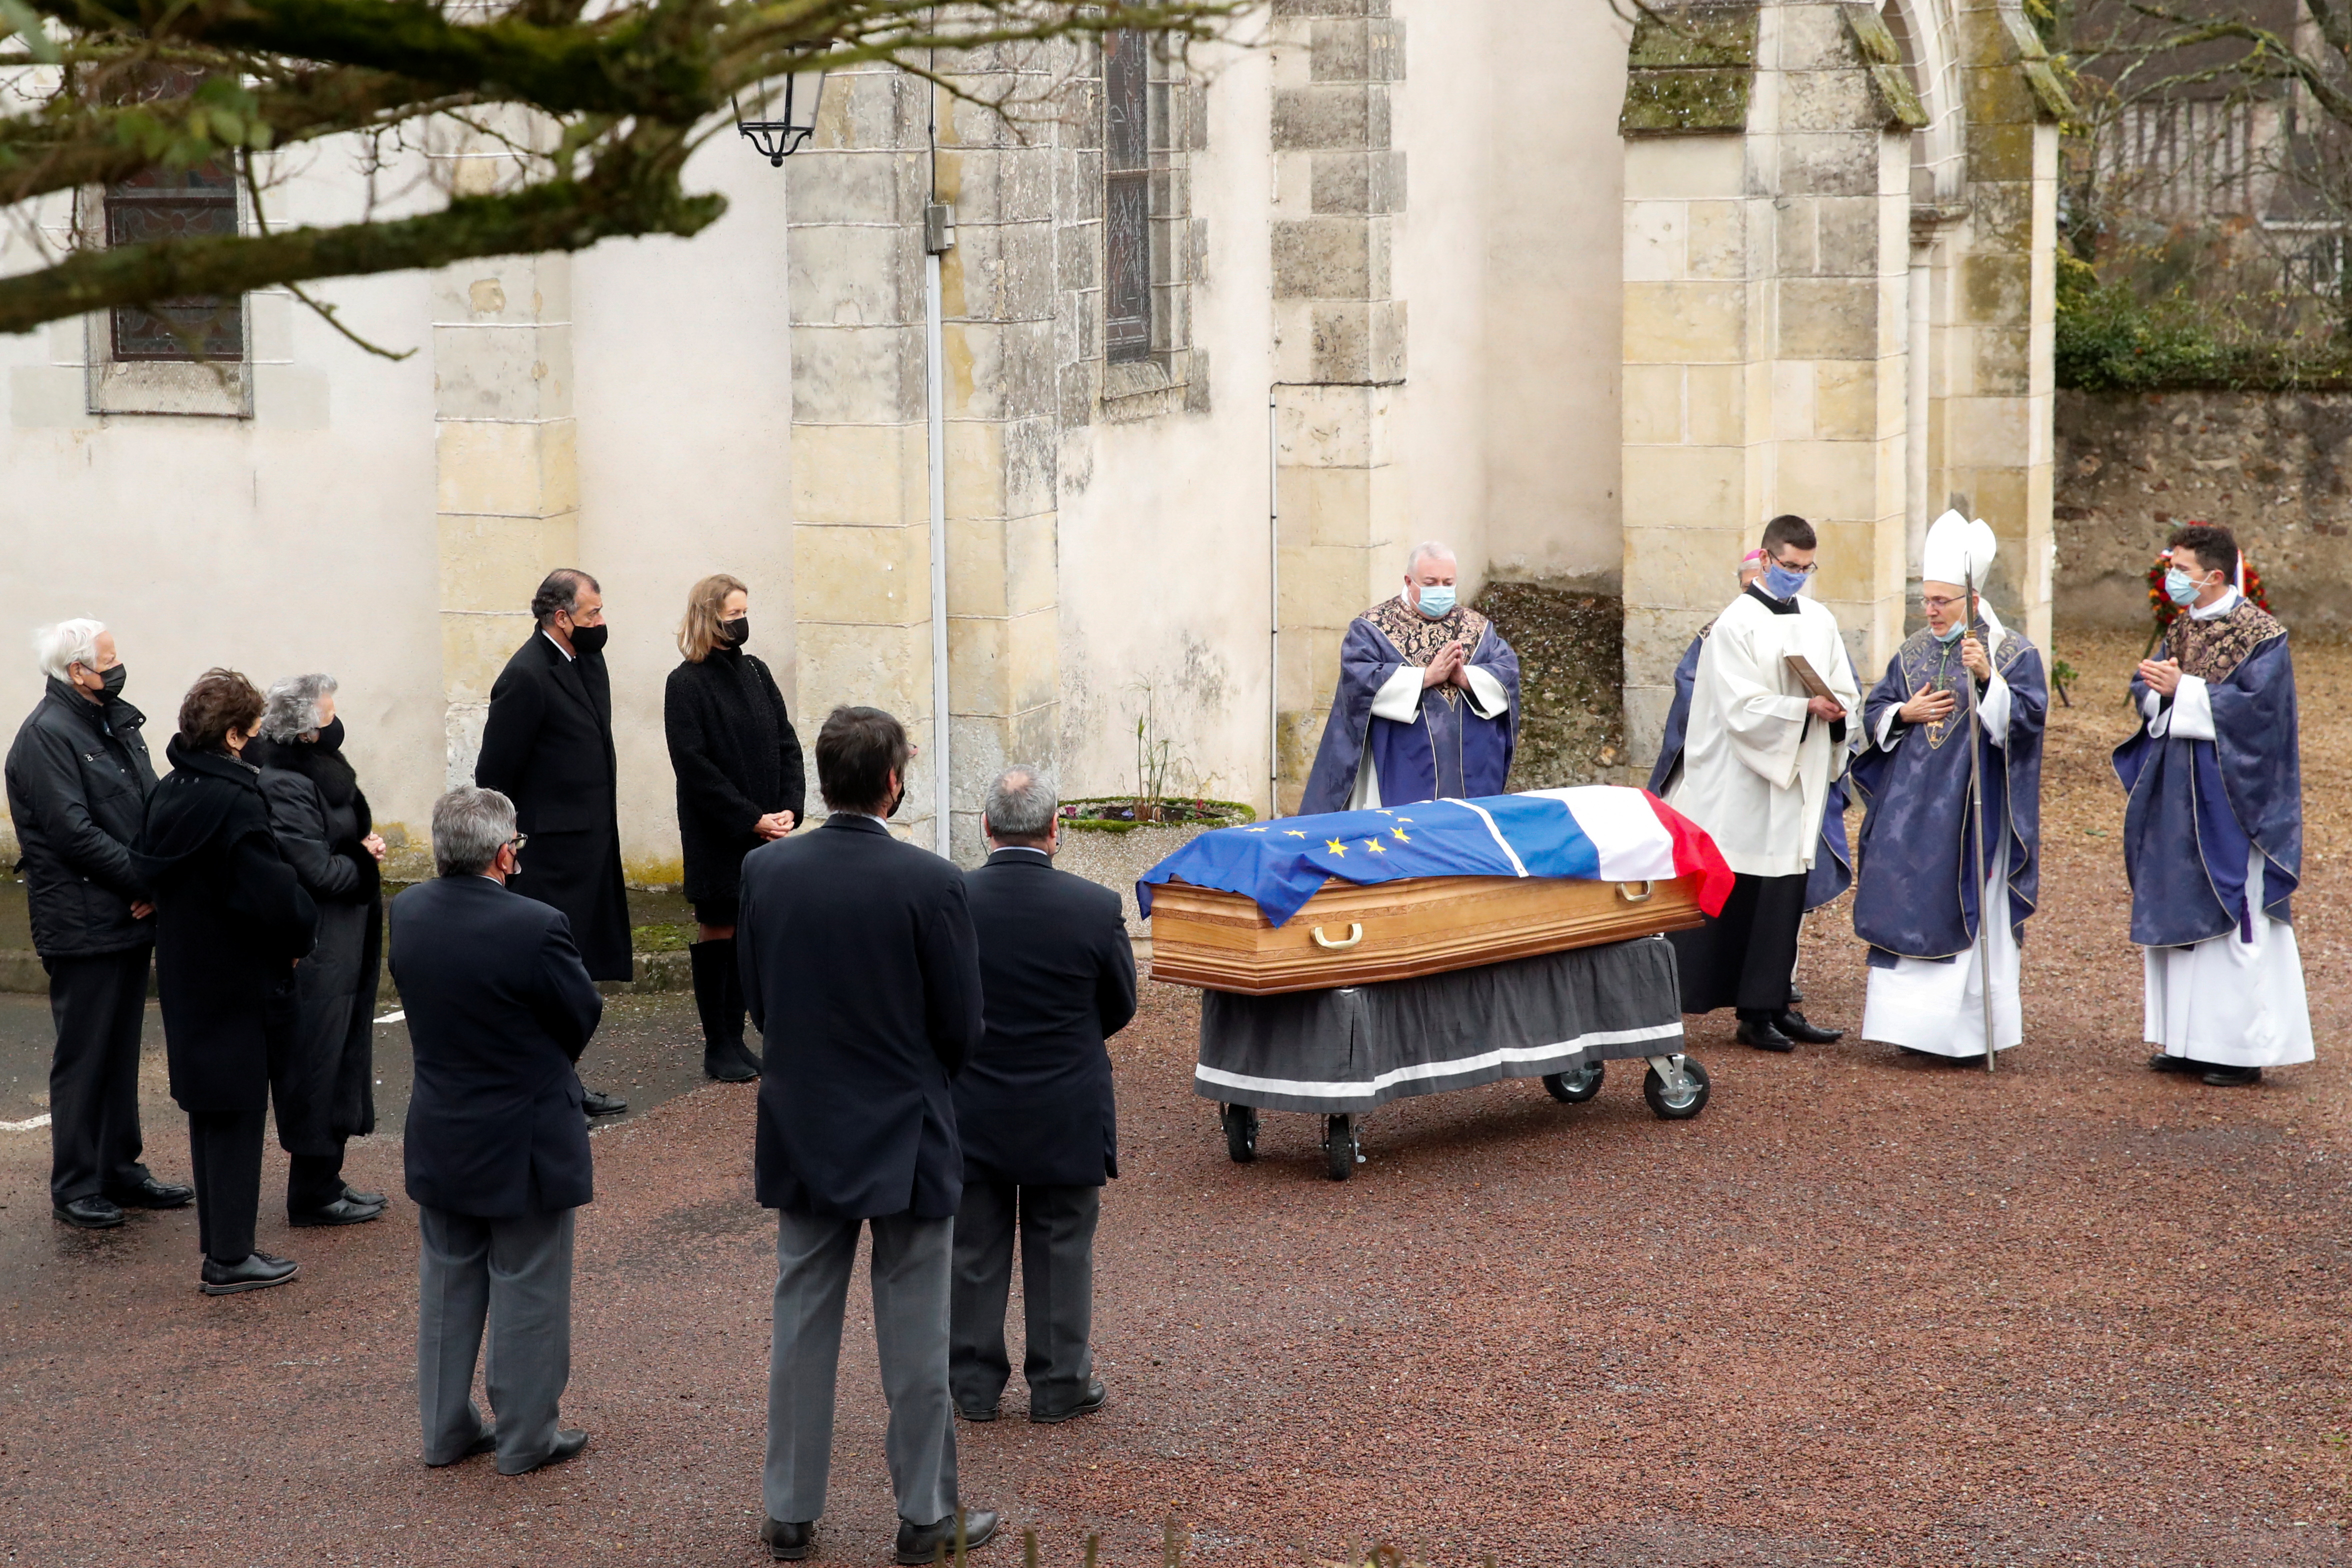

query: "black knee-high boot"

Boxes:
[688, 940, 758, 1082]
[722, 944, 761, 1070]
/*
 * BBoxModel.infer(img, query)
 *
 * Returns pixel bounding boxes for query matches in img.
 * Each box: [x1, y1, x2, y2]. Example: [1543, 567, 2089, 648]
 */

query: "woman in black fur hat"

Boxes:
[250, 673, 388, 1228]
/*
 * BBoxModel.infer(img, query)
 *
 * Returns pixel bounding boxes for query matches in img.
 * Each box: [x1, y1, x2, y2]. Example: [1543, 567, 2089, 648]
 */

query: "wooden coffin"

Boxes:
[1148, 873, 1708, 995]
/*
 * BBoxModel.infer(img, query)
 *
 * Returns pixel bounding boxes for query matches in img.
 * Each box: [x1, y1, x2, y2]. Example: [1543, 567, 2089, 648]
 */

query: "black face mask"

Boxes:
[567, 622, 608, 656]
[720, 616, 750, 650]
[312, 716, 346, 749]
[98, 664, 126, 698]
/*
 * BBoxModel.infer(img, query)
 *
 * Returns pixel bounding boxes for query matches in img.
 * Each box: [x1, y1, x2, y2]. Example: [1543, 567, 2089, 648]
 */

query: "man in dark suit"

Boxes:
[391, 786, 604, 1477]
[950, 767, 1136, 1425]
[738, 707, 998, 1565]
[474, 568, 628, 1118]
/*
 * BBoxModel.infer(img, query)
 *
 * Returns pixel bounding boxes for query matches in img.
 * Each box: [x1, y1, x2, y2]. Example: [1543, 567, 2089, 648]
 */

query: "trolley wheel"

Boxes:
[1322, 1114, 1356, 1182]
[1642, 1058, 1712, 1120]
[1542, 1060, 1605, 1104]
[1220, 1103, 1259, 1164]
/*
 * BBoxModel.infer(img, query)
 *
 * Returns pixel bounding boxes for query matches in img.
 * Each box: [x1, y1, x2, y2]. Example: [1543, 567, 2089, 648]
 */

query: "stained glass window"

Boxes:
[1104, 28, 1153, 364]
[106, 162, 243, 362]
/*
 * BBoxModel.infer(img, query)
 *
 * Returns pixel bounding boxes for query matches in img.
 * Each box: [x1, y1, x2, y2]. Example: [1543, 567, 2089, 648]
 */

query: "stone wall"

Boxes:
[2054, 388, 2352, 631]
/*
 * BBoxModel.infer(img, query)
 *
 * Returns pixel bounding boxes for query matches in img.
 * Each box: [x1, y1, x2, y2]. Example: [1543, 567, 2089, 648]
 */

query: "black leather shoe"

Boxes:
[582, 1089, 628, 1118]
[2148, 1051, 2200, 1074]
[2202, 1064, 2263, 1087]
[108, 1176, 194, 1210]
[1776, 1010, 1844, 1045]
[704, 1046, 760, 1084]
[1030, 1378, 1108, 1424]
[897, 1510, 998, 1564]
[956, 1399, 1000, 1422]
[200, 1252, 299, 1295]
[54, 1194, 126, 1229]
[499, 1428, 588, 1476]
[290, 1194, 386, 1228]
[1788, 983, 1805, 1004]
[426, 1424, 498, 1468]
[760, 1518, 816, 1562]
[341, 1184, 388, 1208]
[1736, 1016, 1796, 1053]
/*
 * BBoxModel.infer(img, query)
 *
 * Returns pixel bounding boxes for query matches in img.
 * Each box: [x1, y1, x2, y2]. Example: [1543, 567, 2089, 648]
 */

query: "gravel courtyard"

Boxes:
[0, 628, 2345, 1566]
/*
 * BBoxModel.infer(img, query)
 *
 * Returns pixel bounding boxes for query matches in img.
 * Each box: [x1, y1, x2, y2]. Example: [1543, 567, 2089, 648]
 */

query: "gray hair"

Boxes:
[1406, 540, 1456, 576]
[34, 619, 106, 682]
[260, 672, 339, 740]
[984, 766, 1058, 844]
[432, 786, 518, 878]
[532, 568, 600, 627]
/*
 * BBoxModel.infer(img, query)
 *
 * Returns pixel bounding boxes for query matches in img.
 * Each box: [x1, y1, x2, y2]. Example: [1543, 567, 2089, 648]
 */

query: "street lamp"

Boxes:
[734, 60, 828, 166]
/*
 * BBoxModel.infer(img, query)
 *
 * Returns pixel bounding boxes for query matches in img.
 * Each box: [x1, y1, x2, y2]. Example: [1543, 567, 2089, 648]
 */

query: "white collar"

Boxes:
[2189, 586, 2241, 621]
[540, 628, 576, 662]
[991, 844, 1051, 859]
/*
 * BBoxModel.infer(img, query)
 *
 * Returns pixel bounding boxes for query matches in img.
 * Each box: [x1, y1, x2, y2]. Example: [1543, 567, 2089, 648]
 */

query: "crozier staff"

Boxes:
[1848, 513, 2046, 1062]
[2115, 524, 2310, 1088]
[1664, 514, 1860, 1054]
[1300, 540, 1520, 814]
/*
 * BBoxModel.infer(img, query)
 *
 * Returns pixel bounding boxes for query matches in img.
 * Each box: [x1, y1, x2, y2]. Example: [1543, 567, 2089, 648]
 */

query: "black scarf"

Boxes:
[249, 720, 372, 840]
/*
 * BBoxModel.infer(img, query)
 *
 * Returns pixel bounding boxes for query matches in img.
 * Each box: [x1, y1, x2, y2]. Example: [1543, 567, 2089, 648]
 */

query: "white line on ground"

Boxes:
[0, 1114, 52, 1133]
[373, 1010, 406, 1024]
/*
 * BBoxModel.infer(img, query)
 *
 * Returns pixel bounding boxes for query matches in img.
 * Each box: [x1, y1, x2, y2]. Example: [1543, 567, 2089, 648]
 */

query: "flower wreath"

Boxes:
[2147, 539, 2268, 631]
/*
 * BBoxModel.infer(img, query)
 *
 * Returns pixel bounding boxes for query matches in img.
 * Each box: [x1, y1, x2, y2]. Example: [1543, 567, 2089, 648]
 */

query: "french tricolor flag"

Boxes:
[1139, 785, 1734, 927]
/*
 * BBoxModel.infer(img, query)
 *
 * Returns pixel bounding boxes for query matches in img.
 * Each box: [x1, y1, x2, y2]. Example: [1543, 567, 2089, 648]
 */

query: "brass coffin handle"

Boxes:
[1617, 881, 1656, 904]
[1311, 923, 1366, 951]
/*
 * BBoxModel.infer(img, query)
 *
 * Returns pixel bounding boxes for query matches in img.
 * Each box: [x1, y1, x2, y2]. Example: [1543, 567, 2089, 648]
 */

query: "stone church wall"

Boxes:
[2054, 388, 2352, 632]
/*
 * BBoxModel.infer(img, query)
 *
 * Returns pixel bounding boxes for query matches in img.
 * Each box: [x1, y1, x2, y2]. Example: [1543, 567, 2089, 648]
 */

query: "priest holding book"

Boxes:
[1664, 515, 1861, 1052]
[2114, 523, 2310, 1088]
[1848, 512, 2046, 1061]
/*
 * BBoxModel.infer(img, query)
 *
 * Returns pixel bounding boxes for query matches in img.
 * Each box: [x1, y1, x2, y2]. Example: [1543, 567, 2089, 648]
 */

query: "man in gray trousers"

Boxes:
[738, 708, 997, 1564]
[391, 786, 604, 1476]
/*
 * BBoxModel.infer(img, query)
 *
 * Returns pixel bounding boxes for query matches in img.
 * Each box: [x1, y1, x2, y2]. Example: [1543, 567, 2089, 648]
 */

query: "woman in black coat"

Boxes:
[664, 574, 804, 1081]
[250, 674, 388, 1228]
[140, 670, 317, 1295]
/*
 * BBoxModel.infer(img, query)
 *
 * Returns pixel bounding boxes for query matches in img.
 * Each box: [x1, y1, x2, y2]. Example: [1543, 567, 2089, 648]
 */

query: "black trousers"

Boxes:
[1668, 870, 1808, 1016]
[186, 1102, 268, 1263]
[949, 1180, 1100, 1418]
[46, 946, 154, 1206]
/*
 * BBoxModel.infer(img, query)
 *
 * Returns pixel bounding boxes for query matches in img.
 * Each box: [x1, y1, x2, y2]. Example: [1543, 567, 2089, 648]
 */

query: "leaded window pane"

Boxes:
[107, 162, 242, 362]
[1104, 30, 1154, 364]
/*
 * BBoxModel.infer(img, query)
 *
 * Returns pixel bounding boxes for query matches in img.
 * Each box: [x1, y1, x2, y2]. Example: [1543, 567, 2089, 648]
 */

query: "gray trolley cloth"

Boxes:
[1196, 934, 1686, 1114]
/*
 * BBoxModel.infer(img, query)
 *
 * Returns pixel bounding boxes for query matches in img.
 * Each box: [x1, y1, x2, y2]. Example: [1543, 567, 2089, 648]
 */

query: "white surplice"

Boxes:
[1860, 609, 2022, 1057]
[1666, 590, 1861, 878]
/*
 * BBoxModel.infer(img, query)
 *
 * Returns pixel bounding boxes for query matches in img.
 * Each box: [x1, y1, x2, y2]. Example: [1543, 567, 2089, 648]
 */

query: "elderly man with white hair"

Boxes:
[1300, 540, 1522, 814]
[4, 619, 188, 1229]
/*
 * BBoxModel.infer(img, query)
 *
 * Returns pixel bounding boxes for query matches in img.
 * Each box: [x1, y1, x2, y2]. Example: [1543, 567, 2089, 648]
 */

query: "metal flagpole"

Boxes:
[1964, 562, 1998, 1075]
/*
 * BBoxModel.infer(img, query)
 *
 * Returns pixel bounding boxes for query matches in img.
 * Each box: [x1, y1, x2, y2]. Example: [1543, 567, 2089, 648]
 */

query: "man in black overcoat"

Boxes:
[950, 767, 1136, 1425]
[4, 620, 189, 1229]
[474, 568, 629, 1118]
[392, 786, 604, 1476]
[737, 707, 998, 1566]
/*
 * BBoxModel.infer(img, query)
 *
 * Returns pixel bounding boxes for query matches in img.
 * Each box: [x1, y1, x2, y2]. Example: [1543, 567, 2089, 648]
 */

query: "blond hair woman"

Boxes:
[663, 574, 804, 1080]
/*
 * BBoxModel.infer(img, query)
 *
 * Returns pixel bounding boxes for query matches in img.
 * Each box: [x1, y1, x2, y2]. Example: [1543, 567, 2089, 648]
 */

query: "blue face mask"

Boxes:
[1414, 584, 1457, 619]
[2164, 566, 2202, 608]
[1762, 561, 1810, 600]
[1934, 618, 1966, 644]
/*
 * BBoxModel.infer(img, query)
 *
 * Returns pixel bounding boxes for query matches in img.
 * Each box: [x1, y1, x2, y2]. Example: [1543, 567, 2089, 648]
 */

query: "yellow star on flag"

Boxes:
[1365, 840, 1386, 854]
[1324, 839, 1347, 856]
[1392, 827, 1411, 842]
[1284, 830, 1308, 838]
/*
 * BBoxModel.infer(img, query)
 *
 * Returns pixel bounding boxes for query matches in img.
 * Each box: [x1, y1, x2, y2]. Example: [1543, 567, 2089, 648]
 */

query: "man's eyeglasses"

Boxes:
[1768, 555, 1819, 576]
[1921, 595, 1967, 612]
[506, 834, 528, 854]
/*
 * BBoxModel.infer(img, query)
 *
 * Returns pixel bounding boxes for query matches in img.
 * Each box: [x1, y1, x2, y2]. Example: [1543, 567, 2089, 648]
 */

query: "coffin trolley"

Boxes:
[1137, 788, 1734, 1180]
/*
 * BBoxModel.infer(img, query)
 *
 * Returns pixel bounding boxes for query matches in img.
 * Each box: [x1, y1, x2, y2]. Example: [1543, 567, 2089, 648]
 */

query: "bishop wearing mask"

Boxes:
[1300, 542, 1521, 814]
[2115, 524, 2310, 1087]
[1848, 513, 2046, 1060]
